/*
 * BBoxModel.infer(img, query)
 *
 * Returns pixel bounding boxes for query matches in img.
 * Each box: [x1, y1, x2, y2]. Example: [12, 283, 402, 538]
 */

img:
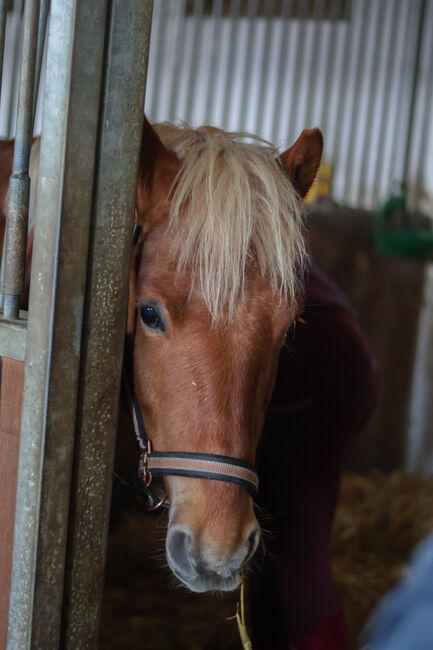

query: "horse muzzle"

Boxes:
[166, 522, 260, 592]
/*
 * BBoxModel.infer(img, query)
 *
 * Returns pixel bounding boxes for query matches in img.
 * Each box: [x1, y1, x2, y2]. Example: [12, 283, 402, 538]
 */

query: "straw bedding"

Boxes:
[100, 472, 433, 649]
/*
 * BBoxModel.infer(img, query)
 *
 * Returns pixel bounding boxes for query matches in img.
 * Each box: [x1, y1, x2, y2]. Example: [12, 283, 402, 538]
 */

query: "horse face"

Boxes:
[127, 119, 322, 592]
[130, 230, 293, 592]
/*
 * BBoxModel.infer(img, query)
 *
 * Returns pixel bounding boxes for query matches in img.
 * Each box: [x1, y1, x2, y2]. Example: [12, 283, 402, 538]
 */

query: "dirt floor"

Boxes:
[100, 471, 433, 650]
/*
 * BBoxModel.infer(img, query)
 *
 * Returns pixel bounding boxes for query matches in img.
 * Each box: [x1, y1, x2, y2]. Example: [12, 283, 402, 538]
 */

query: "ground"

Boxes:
[100, 471, 433, 650]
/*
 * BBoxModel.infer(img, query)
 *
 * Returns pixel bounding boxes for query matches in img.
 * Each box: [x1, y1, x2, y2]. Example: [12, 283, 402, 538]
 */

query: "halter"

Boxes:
[123, 352, 259, 511]
[124, 224, 259, 509]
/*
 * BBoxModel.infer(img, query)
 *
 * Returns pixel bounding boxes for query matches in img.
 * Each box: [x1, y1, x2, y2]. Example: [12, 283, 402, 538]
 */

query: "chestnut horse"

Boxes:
[123, 119, 322, 593]
[0, 120, 378, 648]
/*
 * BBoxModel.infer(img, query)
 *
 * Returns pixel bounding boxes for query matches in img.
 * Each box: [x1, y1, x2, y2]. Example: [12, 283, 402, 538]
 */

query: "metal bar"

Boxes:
[0, 237, 5, 310]
[30, 1, 110, 646]
[3, 0, 40, 321]
[32, 0, 50, 129]
[0, 0, 8, 96]
[0, 315, 26, 360]
[387, 0, 416, 199]
[7, 0, 23, 138]
[402, 0, 427, 195]
[61, 1, 153, 646]
[6, 0, 77, 646]
[414, 1, 433, 207]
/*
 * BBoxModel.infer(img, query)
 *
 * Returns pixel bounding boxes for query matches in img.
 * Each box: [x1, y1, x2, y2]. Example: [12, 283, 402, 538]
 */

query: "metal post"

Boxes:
[7, 0, 92, 646]
[32, 0, 50, 129]
[29, 1, 110, 647]
[3, 0, 39, 321]
[0, 0, 8, 98]
[62, 1, 153, 645]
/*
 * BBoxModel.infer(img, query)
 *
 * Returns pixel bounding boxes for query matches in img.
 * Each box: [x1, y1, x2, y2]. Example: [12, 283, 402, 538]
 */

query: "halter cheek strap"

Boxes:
[123, 363, 259, 509]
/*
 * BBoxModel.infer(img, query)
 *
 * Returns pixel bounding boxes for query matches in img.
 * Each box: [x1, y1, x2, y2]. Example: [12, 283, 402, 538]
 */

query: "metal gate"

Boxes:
[0, 1, 153, 647]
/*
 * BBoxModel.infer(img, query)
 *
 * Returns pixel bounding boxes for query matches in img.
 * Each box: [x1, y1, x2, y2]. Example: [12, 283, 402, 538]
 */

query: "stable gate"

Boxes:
[0, 1, 153, 647]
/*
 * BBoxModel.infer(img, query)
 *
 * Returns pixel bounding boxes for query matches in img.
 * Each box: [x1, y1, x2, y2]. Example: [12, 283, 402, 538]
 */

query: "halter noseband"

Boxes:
[123, 358, 259, 511]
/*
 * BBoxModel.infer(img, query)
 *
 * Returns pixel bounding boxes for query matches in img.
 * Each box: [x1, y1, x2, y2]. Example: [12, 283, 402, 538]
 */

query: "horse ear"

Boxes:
[138, 116, 169, 185]
[280, 128, 323, 198]
[136, 117, 178, 221]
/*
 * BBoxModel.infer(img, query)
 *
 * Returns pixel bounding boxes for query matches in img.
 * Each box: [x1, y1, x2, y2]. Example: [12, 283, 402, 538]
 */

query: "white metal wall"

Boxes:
[145, 0, 433, 211]
[0, 0, 432, 211]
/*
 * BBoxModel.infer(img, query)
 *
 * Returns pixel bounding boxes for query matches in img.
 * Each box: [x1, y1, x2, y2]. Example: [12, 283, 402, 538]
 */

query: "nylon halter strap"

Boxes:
[123, 356, 259, 509]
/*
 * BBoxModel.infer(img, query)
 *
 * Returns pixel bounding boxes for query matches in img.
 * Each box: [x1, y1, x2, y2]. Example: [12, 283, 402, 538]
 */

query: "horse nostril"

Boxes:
[166, 526, 197, 580]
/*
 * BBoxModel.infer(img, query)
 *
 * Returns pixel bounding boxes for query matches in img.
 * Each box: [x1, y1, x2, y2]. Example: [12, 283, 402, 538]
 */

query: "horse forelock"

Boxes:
[153, 122, 308, 324]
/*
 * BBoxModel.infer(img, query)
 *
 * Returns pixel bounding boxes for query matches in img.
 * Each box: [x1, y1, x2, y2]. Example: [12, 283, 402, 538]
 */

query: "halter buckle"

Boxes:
[139, 439, 153, 486]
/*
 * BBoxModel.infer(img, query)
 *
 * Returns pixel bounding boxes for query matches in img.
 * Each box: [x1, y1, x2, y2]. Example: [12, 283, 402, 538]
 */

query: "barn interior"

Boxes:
[0, 1, 432, 649]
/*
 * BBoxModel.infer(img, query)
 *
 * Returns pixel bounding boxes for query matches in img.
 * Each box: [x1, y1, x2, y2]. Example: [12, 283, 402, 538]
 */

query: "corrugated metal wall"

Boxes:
[145, 0, 433, 210]
[0, 0, 432, 210]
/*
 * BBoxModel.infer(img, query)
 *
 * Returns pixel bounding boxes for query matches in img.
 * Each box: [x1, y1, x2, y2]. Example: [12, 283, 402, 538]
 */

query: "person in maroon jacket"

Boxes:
[250, 264, 380, 650]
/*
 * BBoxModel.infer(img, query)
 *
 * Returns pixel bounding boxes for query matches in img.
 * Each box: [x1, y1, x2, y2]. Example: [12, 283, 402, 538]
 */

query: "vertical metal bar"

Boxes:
[6, 0, 77, 644]
[61, 1, 153, 646]
[32, 0, 50, 129]
[402, 0, 426, 195]
[0, 0, 8, 96]
[29, 1, 110, 646]
[387, 0, 416, 200]
[414, 2, 433, 207]
[0, 244, 4, 309]
[7, 0, 23, 138]
[3, 0, 40, 321]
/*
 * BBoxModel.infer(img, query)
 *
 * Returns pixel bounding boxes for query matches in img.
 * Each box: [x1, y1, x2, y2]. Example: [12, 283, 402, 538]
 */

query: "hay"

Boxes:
[101, 472, 433, 649]
[332, 472, 433, 649]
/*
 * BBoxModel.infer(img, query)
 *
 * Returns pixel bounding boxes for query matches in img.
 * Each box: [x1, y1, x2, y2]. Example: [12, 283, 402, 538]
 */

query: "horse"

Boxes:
[0, 119, 378, 649]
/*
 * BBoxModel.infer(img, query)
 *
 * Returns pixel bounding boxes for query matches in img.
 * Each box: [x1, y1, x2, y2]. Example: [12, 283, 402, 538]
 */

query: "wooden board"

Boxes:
[0, 357, 24, 649]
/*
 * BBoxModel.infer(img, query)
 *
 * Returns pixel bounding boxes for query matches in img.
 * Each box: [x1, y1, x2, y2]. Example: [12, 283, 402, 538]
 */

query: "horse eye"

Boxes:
[140, 305, 165, 332]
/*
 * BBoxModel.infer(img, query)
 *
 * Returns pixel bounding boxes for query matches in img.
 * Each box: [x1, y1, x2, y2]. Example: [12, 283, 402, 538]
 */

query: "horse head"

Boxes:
[126, 118, 322, 592]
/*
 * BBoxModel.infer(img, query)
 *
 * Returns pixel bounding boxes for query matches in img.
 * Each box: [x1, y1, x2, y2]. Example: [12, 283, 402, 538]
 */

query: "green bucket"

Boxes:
[374, 195, 433, 260]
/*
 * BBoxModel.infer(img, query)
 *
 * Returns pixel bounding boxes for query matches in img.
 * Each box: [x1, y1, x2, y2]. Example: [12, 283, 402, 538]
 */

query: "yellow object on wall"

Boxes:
[305, 162, 333, 205]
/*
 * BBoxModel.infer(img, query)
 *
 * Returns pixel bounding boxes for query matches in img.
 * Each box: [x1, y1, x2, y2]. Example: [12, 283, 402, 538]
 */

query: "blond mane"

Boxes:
[155, 122, 307, 323]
